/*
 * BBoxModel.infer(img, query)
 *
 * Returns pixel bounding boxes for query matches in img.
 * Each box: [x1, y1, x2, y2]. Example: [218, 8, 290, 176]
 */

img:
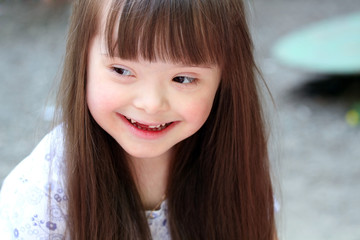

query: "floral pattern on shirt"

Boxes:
[0, 126, 170, 239]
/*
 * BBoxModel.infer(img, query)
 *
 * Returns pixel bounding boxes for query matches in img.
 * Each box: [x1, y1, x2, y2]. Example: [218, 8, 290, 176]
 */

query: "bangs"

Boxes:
[104, 0, 225, 66]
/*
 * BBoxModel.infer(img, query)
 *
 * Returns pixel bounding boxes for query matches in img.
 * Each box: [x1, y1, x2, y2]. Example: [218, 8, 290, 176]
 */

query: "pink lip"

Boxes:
[117, 113, 177, 140]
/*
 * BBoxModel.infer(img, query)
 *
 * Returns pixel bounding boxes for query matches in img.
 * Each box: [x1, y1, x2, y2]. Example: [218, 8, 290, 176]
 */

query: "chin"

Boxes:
[121, 145, 172, 161]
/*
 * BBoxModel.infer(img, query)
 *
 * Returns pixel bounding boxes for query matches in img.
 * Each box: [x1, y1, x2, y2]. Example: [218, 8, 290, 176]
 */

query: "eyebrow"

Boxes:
[179, 64, 215, 69]
[100, 52, 216, 69]
[101, 52, 112, 56]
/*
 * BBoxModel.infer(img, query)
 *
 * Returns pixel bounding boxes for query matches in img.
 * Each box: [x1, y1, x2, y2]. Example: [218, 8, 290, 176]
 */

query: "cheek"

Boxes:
[181, 95, 215, 128]
[86, 77, 120, 118]
[87, 83, 108, 114]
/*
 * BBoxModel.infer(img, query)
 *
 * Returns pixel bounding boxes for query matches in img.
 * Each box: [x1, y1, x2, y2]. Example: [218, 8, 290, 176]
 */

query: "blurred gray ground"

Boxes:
[0, 1, 360, 239]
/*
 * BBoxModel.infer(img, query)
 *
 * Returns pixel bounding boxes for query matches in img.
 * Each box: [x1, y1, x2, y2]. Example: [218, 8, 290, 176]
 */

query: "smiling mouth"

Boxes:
[124, 116, 173, 131]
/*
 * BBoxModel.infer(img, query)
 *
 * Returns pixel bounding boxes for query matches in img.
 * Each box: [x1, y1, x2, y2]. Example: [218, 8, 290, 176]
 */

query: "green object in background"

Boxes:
[272, 12, 360, 74]
[346, 103, 360, 127]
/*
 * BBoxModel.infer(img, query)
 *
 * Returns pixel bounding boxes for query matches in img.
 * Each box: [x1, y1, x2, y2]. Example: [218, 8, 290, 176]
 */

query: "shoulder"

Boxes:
[2, 125, 65, 190]
[0, 126, 69, 239]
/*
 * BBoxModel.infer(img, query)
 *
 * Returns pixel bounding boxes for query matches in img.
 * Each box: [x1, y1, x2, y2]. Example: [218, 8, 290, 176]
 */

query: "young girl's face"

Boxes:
[86, 10, 221, 162]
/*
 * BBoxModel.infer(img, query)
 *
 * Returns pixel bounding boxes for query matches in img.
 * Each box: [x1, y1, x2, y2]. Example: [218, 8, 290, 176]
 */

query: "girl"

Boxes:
[0, 0, 278, 239]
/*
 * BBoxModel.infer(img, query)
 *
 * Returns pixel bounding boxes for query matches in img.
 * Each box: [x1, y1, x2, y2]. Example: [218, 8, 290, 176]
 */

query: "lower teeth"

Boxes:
[130, 122, 169, 131]
[124, 116, 171, 131]
[135, 125, 165, 131]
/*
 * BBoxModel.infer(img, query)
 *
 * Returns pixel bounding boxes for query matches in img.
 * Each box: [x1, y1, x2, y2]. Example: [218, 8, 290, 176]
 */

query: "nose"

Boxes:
[133, 83, 170, 114]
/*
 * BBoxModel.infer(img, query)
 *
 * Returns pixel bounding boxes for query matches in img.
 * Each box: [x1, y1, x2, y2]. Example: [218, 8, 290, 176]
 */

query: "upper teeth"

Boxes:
[128, 117, 167, 128]
[149, 124, 166, 128]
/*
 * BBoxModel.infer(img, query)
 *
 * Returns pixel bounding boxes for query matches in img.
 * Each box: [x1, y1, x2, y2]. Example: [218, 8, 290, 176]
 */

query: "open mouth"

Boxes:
[124, 116, 173, 132]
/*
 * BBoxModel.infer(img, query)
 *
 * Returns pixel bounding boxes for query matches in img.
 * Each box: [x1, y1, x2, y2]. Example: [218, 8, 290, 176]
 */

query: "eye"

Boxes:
[172, 76, 196, 84]
[112, 66, 133, 76]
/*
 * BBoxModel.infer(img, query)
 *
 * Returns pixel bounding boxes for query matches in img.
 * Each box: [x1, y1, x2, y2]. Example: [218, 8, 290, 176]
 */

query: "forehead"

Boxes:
[96, 0, 114, 37]
[94, 0, 225, 66]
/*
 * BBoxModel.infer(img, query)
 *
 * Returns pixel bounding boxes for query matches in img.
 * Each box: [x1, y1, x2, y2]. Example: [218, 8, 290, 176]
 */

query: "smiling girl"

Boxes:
[0, 0, 278, 239]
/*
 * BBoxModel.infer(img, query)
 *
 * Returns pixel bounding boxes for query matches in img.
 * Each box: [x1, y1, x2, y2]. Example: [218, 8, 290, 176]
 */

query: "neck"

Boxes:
[127, 152, 171, 210]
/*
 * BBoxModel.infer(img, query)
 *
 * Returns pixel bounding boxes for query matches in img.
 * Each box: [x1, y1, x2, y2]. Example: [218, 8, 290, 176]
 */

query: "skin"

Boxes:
[86, 6, 221, 210]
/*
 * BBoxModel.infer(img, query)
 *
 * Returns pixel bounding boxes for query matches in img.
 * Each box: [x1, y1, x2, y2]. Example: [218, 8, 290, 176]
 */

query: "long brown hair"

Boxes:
[57, 0, 277, 239]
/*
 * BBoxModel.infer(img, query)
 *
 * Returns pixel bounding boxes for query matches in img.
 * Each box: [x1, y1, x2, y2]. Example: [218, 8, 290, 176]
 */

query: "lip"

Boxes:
[117, 113, 177, 140]
[123, 115, 171, 127]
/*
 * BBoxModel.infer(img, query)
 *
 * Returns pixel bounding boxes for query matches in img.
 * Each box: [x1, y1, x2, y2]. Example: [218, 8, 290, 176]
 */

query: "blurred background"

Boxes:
[0, 0, 359, 239]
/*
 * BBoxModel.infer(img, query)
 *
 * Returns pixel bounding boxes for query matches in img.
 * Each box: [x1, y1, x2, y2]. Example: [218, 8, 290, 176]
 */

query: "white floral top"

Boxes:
[0, 127, 170, 239]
